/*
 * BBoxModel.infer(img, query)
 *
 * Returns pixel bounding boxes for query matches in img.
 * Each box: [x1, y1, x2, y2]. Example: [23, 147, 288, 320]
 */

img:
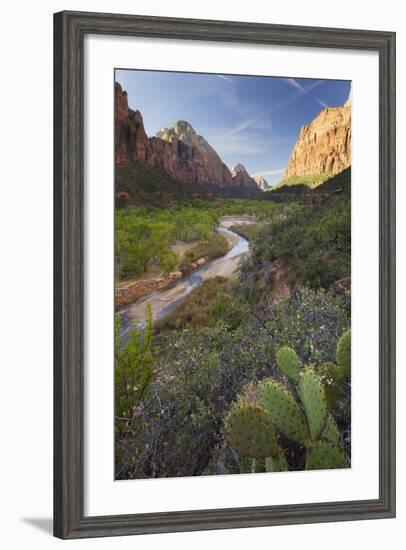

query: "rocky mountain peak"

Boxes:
[115, 83, 236, 188]
[157, 120, 202, 149]
[115, 82, 262, 193]
[230, 163, 257, 188]
[231, 163, 248, 176]
[255, 175, 271, 191]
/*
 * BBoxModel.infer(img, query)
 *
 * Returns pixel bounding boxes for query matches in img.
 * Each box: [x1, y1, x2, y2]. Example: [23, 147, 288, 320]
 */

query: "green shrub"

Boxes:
[179, 232, 230, 272]
[114, 306, 155, 427]
[224, 330, 351, 472]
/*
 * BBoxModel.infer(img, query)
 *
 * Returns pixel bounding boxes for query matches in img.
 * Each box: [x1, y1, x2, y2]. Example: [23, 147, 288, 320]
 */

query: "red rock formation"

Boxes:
[284, 97, 351, 180]
[231, 164, 258, 188]
[115, 84, 149, 164]
[255, 175, 271, 191]
[115, 82, 257, 190]
[157, 121, 233, 187]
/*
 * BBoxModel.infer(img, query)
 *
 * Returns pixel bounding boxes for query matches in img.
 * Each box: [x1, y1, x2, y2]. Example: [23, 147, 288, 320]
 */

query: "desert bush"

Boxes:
[263, 286, 350, 366]
[115, 321, 272, 479]
[155, 276, 241, 331]
[178, 232, 230, 272]
[114, 306, 155, 431]
[115, 284, 349, 479]
[242, 190, 350, 291]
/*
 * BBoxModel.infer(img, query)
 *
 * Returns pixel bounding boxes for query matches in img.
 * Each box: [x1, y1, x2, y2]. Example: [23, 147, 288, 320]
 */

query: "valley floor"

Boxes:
[114, 180, 351, 480]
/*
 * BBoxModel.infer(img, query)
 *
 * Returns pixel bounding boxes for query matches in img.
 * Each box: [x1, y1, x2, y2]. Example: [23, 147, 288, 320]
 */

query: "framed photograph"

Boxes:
[54, 10, 396, 539]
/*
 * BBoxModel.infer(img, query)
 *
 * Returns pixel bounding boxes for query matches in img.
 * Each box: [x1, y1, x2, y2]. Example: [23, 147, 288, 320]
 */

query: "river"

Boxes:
[118, 216, 255, 340]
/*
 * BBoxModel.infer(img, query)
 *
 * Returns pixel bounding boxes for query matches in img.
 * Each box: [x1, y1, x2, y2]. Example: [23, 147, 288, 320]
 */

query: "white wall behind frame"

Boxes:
[0, 1, 403, 549]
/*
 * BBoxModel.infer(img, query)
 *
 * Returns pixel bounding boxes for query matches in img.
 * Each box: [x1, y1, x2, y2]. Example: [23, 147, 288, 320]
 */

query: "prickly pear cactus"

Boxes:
[265, 454, 289, 473]
[336, 329, 351, 378]
[319, 362, 343, 410]
[276, 346, 301, 382]
[306, 441, 345, 470]
[224, 404, 280, 459]
[261, 380, 310, 446]
[321, 414, 341, 447]
[298, 368, 327, 440]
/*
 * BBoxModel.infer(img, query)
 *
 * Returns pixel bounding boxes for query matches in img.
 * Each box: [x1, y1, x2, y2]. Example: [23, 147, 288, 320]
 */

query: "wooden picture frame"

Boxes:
[54, 10, 396, 539]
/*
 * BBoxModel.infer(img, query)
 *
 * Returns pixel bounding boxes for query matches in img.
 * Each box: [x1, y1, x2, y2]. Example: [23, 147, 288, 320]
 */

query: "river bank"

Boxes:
[118, 217, 255, 340]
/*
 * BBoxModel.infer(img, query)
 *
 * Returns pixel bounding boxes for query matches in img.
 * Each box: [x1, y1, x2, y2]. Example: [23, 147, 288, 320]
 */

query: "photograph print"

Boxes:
[114, 69, 351, 480]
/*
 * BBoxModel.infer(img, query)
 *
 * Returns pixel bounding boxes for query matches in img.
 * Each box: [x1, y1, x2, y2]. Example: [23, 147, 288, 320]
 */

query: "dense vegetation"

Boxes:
[272, 172, 334, 190]
[155, 276, 239, 332]
[115, 199, 277, 281]
[265, 167, 351, 200]
[116, 162, 260, 208]
[114, 171, 351, 479]
[244, 182, 351, 291]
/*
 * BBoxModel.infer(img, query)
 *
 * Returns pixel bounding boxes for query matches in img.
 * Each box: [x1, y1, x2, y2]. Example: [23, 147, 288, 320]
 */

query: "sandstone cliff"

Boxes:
[283, 96, 351, 181]
[157, 121, 233, 187]
[255, 175, 271, 191]
[115, 85, 149, 164]
[115, 82, 257, 190]
[230, 164, 258, 188]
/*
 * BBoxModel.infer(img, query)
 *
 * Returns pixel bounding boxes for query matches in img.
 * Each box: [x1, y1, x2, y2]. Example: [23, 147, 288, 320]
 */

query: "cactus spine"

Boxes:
[276, 346, 301, 382]
[298, 368, 327, 440]
[261, 380, 310, 445]
[224, 404, 280, 459]
[336, 329, 351, 378]
[224, 330, 351, 472]
[306, 440, 345, 470]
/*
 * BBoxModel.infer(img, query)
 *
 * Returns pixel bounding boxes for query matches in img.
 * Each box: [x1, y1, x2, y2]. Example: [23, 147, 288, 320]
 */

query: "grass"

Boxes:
[155, 276, 238, 331]
[229, 223, 263, 242]
[179, 232, 230, 272]
[272, 173, 334, 190]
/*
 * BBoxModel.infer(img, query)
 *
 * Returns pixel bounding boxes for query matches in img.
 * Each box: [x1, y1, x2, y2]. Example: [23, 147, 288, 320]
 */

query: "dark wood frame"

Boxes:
[54, 10, 396, 539]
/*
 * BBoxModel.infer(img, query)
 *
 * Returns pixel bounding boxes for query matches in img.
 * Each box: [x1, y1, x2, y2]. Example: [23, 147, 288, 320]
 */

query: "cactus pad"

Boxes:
[306, 441, 345, 470]
[225, 404, 279, 458]
[321, 414, 341, 447]
[298, 368, 327, 440]
[336, 329, 351, 378]
[276, 346, 301, 382]
[319, 362, 343, 410]
[261, 380, 310, 445]
[265, 453, 289, 473]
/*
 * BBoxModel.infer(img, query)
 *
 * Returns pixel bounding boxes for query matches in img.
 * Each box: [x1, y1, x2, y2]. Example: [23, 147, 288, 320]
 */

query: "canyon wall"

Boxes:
[230, 164, 258, 188]
[115, 82, 257, 189]
[283, 99, 351, 180]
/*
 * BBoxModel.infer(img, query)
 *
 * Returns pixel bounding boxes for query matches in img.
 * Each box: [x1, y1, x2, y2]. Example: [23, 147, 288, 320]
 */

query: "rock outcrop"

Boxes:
[283, 94, 351, 180]
[115, 85, 150, 164]
[157, 121, 233, 187]
[231, 164, 258, 188]
[115, 82, 258, 190]
[255, 175, 271, 191]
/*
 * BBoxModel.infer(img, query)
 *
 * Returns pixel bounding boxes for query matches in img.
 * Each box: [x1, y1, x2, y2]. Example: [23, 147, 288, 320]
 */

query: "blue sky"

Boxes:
[116, 69, 351, 186]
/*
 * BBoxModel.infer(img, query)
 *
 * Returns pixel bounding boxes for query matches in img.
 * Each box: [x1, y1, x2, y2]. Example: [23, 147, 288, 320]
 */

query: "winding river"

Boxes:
[119, 216, 255, 340]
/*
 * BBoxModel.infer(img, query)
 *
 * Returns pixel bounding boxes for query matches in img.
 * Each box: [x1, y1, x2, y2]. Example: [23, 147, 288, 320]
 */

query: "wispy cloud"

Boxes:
[226, 79, 324, 136]
[273, 79, 323, 112]
[215, 74, 235, 84]
[314, 97, 329, 108]
[252, 168, 285, 177]
[285, 78, 305, 92]
[207, 131, 266, 157]
[229, 116, 272, 135]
